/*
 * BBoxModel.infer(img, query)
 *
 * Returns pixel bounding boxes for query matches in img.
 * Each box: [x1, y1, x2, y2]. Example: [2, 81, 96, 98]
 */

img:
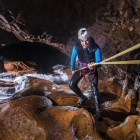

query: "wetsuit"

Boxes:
[69, 37, 102, 111]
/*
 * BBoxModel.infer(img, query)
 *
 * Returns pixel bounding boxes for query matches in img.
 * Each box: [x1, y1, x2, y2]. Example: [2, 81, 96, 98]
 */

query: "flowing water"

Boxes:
[0, 65, 69, 100]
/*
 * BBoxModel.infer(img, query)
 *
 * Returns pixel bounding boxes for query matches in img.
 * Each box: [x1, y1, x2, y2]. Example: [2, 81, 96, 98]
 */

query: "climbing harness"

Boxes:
[75, 43, 140, 72]
[80, 69, 95, 81]
[77, 61, 95, 81]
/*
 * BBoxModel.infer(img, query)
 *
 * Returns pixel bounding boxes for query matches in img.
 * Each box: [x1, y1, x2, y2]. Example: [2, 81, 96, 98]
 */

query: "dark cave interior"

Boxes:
[0, 42, 70, 73]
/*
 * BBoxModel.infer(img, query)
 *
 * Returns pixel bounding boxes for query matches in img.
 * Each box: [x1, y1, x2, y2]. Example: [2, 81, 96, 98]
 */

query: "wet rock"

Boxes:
[95, 117, 122, 138]
[106, 115, 140, 140]
[111, 93, 132, 113]
[11, 77, 59, 100]
[98, 80, 122, 97]
[4, 61, 36, 74]
[47, 91, 79, 106]
[57, 84, 70, 91]
[4, 61, 17, 71]
[47, 91, 95, 108]
[102, 108, 129, 122]
[12, 88, 46, 99]
[0, 95, 103, 140]
[0, 96, 51, 140]
[0, 80, 14, 87]
[103, 88, 138, 117]
[27, 77, 56, 92]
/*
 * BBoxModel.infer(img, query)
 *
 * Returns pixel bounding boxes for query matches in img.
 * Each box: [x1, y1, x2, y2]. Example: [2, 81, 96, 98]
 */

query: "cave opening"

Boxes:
[0, 41, 70, 73]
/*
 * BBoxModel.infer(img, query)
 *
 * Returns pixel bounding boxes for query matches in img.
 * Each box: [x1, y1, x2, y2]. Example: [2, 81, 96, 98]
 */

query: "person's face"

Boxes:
[80, 38, 90, 48]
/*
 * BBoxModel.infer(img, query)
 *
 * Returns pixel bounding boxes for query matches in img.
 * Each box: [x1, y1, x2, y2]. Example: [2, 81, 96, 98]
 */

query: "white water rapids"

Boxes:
[0, 64, 139, 101]
[0, 65, 69, 100]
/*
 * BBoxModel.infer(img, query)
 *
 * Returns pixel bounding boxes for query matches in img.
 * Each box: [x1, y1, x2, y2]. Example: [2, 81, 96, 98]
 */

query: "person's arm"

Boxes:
[71, 46, 77, 72]
[95, 48, 102, 68]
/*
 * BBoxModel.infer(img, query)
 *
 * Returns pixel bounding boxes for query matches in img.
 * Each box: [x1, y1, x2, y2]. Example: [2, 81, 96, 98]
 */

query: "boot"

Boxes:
[95, 109, 103, 121]
[91, 84, 103, 120]
[93, 95, 103, 121]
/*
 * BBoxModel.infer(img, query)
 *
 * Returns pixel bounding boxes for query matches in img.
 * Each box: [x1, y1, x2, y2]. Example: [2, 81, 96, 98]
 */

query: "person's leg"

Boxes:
[69, 70, 87, 106]
[90, 84, 100, 110]
[88, 70, 103, 120]
[69, 70, 84, 98]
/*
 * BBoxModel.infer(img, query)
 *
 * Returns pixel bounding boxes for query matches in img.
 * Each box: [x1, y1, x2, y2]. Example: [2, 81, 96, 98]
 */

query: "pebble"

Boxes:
[135, 19, 139, 23]
[129, 27, 133, 31]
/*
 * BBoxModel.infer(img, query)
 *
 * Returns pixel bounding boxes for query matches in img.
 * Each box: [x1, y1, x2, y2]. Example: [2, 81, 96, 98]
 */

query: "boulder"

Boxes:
[98, 80, 122, 97]
[4, 61, 17, 71]
[106, 115, 140, 140]
[0, 95, 103, 140]
[57, 84, 70, 91]
[110, 93, 132, 113]
[27, 77, 56, 92]
[47, 91, 94, 107]
[4, 61, 36, 74]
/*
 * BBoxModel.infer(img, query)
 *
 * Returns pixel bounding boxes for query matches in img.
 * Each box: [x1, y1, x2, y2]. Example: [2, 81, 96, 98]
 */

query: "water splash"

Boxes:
[14, 76, 30, 92]
[0, 72, 17, 82]
[122, 77, 127, 91]
[0, 87, 14, 99]
[134, 75, 140, 91]
[0, 65, 69, 99]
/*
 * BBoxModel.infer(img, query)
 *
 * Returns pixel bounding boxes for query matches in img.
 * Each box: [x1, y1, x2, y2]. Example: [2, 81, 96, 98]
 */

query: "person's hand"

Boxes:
[87, 62, 96, 69]
[72, 70, 75, 75]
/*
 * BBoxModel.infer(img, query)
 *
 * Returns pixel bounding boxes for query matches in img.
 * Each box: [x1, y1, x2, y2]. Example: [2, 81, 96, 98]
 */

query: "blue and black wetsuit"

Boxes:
[71, 39, 101, 70]
[69, 37, 102, 111]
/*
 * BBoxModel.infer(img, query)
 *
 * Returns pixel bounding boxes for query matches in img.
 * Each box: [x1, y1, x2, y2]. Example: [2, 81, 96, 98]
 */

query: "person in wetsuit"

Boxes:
[69, 28, 103, 120]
